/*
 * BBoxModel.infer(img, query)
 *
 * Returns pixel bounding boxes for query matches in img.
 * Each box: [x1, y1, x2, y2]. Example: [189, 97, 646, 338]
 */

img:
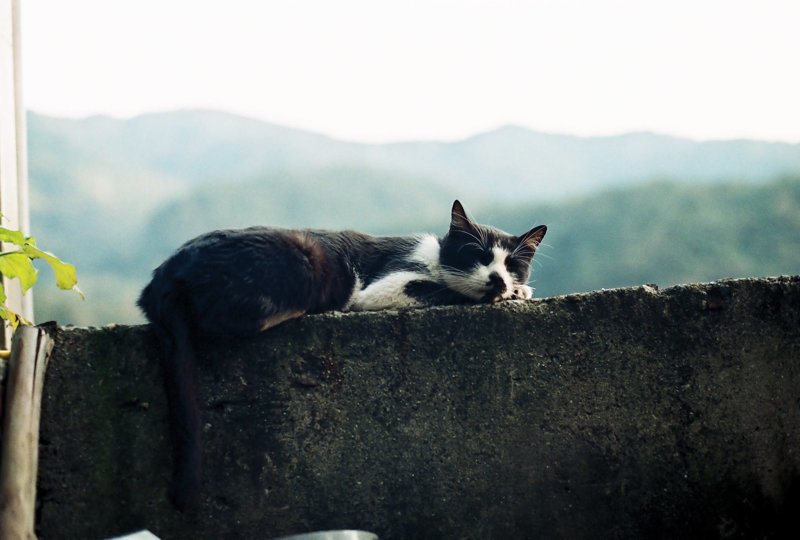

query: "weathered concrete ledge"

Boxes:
[37, 276, 800, 539]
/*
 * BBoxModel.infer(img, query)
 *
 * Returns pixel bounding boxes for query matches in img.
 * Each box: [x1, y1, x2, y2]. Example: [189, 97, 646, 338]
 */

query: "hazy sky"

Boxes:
[21, 0, 800, 143]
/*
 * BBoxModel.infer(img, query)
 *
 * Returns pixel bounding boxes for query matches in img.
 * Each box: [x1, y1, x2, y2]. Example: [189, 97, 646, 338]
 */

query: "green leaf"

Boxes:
[0, 226, 28, 246]
[5, 308, 21, 329]
[22, 244, 82, 296]
[0, 282, 24, 329]
[0, 221, 81, 326]
[22, 244, 85, 299]
[0, 251, 39, 293]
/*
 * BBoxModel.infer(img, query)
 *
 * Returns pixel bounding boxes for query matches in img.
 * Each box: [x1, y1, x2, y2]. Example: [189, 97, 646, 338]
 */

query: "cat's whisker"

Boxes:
[440, 265, 479, 278]
[476, 224, 487, 246]
[456, 242, 484, 254]
[511, 246, 535, 259]
[457, 230, 486, 249]
[443, 272, 488, 287]
[532, 244, 554, 261]
[419, 284, 468, 298]
[447, 283, 485, 294]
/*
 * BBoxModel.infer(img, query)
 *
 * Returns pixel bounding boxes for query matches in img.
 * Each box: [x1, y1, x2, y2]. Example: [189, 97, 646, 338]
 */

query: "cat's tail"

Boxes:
[139, 284, 202, 512]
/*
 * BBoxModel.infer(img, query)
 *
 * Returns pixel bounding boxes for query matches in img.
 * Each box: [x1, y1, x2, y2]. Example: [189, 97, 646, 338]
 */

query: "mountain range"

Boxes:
[29, 109, 800, 199]
[24, 110, 800, 325]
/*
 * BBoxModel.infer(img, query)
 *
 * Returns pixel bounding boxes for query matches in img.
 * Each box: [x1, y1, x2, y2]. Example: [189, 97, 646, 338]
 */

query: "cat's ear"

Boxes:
[518, 225, 547, 252]
[450, 200, 477, 232]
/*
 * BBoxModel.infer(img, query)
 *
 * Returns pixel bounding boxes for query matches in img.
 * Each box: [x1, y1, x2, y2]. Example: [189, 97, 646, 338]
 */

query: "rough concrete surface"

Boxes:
[35, 276, 800, 539]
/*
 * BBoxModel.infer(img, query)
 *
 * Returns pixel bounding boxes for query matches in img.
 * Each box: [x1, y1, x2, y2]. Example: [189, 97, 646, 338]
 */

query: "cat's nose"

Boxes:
[488, 272, 506, 294]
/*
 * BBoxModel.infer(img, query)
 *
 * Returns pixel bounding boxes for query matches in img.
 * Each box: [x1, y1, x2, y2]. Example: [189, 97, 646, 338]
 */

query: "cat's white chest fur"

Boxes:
[344, 234, 440, 312]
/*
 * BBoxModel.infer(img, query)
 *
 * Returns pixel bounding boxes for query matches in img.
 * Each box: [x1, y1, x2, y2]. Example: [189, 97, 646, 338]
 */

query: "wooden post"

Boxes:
[0, 0, 34, 348]
[0, 325, 55, 540]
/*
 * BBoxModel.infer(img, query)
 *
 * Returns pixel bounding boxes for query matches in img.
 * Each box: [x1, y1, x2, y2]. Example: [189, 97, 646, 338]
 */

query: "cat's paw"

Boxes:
[512, 285, 533, 300]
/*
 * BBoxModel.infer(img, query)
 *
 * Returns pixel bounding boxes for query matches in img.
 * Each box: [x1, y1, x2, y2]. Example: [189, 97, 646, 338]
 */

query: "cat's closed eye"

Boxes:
[505, 256, 528, 274]
[459, 244, 489, 262]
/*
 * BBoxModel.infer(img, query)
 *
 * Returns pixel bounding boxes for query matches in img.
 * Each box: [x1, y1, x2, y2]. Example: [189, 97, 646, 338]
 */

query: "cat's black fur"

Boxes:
[138, 200, 546, 511]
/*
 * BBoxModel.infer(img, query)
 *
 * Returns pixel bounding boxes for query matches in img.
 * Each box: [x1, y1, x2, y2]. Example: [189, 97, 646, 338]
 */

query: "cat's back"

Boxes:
[148, 226, 342, 278]
[138, 227, 366, 324]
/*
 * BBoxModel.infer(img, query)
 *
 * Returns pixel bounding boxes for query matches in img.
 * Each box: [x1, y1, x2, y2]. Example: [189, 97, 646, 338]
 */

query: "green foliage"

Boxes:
[141, 165, 459, 267]
[30, 174, 800, 328]
[0, 221, 81, 328]
[486, 176, 800, 297]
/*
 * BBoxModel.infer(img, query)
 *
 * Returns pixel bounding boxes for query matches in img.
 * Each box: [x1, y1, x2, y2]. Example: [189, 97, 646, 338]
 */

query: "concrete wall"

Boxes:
[36, 276, 800, 539]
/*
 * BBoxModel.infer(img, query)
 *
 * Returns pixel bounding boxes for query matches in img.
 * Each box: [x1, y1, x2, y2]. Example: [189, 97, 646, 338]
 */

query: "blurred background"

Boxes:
[21, 0, 800, 326]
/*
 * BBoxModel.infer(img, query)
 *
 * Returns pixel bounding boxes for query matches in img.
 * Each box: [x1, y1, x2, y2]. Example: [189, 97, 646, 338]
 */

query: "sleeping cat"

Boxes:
[138, 200, 546, 510]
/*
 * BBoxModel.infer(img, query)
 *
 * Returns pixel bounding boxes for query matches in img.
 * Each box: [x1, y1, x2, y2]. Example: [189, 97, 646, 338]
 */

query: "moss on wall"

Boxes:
[36, 276, 800, 539]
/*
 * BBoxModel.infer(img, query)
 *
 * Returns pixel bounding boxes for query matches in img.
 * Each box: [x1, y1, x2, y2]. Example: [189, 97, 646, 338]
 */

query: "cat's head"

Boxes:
[439, 200, 547, 303]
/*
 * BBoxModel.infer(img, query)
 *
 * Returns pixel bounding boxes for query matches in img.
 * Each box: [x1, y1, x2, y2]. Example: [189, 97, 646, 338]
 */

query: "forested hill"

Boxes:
[485, 177, 800, 297]
[24, 110, 800, 325]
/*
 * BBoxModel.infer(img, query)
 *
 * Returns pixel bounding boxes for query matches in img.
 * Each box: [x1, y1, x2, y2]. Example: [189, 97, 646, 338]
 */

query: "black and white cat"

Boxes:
[138, 200, 546, 510]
